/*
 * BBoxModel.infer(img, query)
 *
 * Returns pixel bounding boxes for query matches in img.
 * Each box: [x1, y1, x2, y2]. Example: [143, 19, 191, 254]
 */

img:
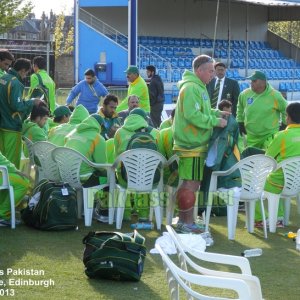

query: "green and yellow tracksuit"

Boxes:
[64, 115, 107, 182]
[117, 76, 150, 112]
[236, 83, 287, 149]
[106, 138, 115, 164]
[28, 70, 56, 114]
[48, 105, 89, 146]
[0, 152, 30, 220]
[173, 70, 220, 180]
[98, 107, 122, 140]
[0, 69, 35, 169]
[159, 117, 172, 130]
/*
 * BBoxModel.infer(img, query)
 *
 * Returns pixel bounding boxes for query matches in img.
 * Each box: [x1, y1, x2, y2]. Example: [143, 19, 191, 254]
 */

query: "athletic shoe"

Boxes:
[0, 219, 21, 227]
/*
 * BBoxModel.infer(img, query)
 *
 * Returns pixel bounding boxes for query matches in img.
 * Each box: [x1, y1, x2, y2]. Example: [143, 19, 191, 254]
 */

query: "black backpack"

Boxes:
[21, 179, 78, 230]
[28, 73, 50, 109]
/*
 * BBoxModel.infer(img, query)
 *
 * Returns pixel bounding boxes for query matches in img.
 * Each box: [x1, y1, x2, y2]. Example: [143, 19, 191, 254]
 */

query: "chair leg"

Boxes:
[283, 197, 291, 226]
[205, 192, 214, 232]
[265, 192, 280, 233]
[83, 187, 97, 227]
[259, 197, 268, 239]
[116, 189, 126, 230]
[245, 201, 255, 233]
[9, 186, 15, 229]
[227, 196, 239, 240]
[76, 190, 83, 219]
[297, 194, 300, 215]
[166, 186, 176, 225]
[150, 189, 161, 230]
[108, 186, 115, 225]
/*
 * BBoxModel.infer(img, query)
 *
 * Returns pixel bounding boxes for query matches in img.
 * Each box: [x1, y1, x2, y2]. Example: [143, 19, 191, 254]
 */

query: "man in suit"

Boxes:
[207, 62, 240, 116]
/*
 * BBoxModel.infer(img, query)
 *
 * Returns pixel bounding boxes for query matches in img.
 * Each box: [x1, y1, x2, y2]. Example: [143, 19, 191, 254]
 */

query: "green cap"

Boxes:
[53, 106, 71, 118]
[124, 65, 139, 74]
[129, 108, 147, 120]
[247, 71, 267, 81]
[91, 114, 104, 126]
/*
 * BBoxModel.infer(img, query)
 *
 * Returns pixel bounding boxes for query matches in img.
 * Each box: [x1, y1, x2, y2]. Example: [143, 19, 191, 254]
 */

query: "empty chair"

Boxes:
[159, 46, 167, 56]
[157, 69, 168, 82]
[161, 37, 169, 46]
[205, 155, 277, 240]
[264, 157, 300, 233]
[166, 47, 174, 56]
[52, 147, 113, 226]
[171, 57, 178, 68]
[156, 243, 253, 300]
[178, 58, 185, 68]
[171, 69, 181, 82]
[0, 166, 15, 229]
[113, 149, 166, 230]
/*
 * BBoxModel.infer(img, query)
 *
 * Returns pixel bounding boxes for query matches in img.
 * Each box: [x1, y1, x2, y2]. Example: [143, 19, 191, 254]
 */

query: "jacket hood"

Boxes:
[177, 70, 203, 89]
[22, 119, 37, 135]
[123, 114, 148, 132]
[76, 115, 101, 134]
[69, 104, 89, 125]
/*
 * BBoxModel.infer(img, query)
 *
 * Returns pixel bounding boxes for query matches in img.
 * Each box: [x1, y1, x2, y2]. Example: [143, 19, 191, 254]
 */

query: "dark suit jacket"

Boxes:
[207, 77, 240, 116]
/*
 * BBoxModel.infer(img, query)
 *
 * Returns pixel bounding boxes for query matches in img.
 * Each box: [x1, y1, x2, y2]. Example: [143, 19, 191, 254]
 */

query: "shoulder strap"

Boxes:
[35, 73, 44, 87]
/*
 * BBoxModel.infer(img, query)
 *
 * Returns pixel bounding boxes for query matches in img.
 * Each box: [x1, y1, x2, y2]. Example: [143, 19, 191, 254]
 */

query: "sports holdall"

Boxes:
[82, 230, 147, 281]
[21, 179, 78, 230]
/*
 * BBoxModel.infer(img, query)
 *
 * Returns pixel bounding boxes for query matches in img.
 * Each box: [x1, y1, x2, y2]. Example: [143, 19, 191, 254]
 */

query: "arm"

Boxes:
[93, 136, 107, 164]
[236, 93, 244, 123]
[66, 82, 82, 105]
[9, 80, 34, 113]
[276, 92, 288, 125]
[96, 81, 108, 97]
[265, 132, 282, 159]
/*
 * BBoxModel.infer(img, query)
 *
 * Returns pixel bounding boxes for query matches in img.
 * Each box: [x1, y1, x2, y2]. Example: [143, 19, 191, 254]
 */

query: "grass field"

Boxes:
[1, 200, 299, 300]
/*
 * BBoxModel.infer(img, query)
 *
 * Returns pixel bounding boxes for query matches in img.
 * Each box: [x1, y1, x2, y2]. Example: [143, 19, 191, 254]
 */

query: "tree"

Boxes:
[0, 0, 33, 34]
[54, 12, 74, 59]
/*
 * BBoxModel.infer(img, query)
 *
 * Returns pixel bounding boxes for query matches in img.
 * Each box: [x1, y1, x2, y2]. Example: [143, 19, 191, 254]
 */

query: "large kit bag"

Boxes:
[21, 179, 78, 230]
[82, 230, 147, 281]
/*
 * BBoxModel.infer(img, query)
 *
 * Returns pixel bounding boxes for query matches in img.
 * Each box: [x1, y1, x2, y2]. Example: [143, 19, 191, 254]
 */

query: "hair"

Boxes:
[128, 94, 139, 102]
[192, 55, 214, 72]
[30, 102, 49, 121]
[218, 99, 232, 111]
[214, 62, 226, 69]
[146, 65, 156, 73]
[103, 94, 118, 105]
[32, 56, 46, 70]
[286, 102, 300, 124]
[13, 58, 31, 72]
[0, 49, 14, 62]
[84, 68, 95, 77]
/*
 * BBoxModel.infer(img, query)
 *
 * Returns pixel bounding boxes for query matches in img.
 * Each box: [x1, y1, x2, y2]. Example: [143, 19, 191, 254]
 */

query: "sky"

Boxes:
[29, 0, 74, 18]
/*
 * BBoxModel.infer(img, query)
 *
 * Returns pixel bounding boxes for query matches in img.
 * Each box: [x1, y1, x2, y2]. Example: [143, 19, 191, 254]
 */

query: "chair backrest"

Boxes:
[52, 147, 89, 189]
[0, 166, 10, 190]
[22, 136, 35, 166]
[114, 149, 166, 192]
[155, 244, 252, 300]
[32, 141, 60, 182]
[278, 156, 300, 197]
[238, 155, 276, 200]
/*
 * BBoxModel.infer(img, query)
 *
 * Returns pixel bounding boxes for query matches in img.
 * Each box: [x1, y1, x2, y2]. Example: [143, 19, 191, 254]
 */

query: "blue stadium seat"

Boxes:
[168, 37, 175, 45]
[152, 46, 160, 55]
[178, 58, 185, 68]
[172, 84, 179, 100]
[237, 59, 245, 68]
[186, 38, 193, 47]
[192, 39, 200, 47]
[239, 82, 250, 91]
[148, 36, 155, 45]
[140, 36, 148, 45]
[279, 82, 287, 92]
[156, 58, 164, 69]
[154, 36, 162, 45]
[159, 46, 167, 56]
[226, 70, 234, 78]
[161, 37, 169, 46]
[140, 56, 149, 69]
[295, 82, 300, 91]
[174, 38, 181, 46]
[158, 69, 168, 82]
[185, 57, 193, 68]
[230, 60, 239, 68]
[171, 57, 178, 68]
[181, 39, 188, 46]
[171, 69, 181, 82]
[149, 56, 158, 66]
[233, 69, 243, 80]
[166, 47, 174, 56]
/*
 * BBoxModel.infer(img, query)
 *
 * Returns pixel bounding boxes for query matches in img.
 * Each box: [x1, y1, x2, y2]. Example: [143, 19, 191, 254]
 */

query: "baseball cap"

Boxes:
[53, 106, 71, 118]
[129, 108, 147, 120]
[247, 71, 267, 81]
[124, 65, 139, 74]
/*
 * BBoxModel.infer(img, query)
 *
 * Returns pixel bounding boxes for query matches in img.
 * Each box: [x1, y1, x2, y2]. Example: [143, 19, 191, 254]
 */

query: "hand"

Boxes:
[216, 118, 227, 128]
[219, 111, 231, 118]
[238, 122, 247, 135]
[107, 125, 120, 138]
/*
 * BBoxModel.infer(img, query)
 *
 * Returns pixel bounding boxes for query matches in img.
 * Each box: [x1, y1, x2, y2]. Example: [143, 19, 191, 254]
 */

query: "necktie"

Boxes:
[211, 79, 221, 109]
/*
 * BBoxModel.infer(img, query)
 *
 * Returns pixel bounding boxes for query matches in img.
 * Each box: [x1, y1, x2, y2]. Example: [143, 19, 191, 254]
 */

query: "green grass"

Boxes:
[1, 200, 299, 300]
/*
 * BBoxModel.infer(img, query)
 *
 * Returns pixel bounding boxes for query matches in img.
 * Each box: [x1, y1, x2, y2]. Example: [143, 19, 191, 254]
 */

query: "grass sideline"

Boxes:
[0, 200, 299, 300]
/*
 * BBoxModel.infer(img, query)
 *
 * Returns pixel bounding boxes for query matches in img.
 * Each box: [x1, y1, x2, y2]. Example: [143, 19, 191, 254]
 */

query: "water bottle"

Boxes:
[241, 248, 263, 258]
[296, 229, 300, 251]
[130, 222, 154, 230]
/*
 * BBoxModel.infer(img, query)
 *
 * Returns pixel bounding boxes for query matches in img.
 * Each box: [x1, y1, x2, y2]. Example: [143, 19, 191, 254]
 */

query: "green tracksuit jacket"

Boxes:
[22, 119, 48, 143]
[236, 83, 287, 146]
[114, 114, 148, 157]
[173, 70, 220, 157]
[117, 76, 150, 112]
[28, 70, 56, 114]
[0, 69, 34, 131]
[264, 124, 300, 194]
[64, 115, 107, 179]
[48, 105, 89, 146]
[159, 118, 172, 130]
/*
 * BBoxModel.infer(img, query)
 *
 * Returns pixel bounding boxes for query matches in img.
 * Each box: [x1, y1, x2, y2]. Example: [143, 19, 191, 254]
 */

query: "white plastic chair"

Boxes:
[205, 155, 277, 240]
[0, 166, 15, 229]
[112, 149, 166, 230]
[155, 243, 253, 300]
[264, 156, 300, 233]
[52, 147, 113, 226]
[165, 225, 263, 299]
[32, 141, 61, 182]
[22, 136, 36, 178]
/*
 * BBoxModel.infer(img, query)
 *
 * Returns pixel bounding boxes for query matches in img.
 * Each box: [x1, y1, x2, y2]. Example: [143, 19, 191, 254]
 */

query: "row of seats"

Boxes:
[230, 58, 298, 69]
[140, 46, 193, 57]
[279, 81, 300, 92]
[216, 49, 284, 59]
[138, 36, 270, 50]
